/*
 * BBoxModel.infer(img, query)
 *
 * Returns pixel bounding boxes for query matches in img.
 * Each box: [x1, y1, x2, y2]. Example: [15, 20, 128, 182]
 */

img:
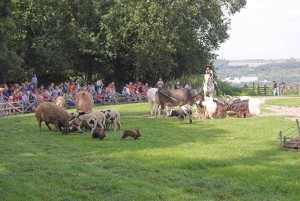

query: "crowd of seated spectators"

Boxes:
[0, 79, 150, 115]
[0, 77, 194, 117]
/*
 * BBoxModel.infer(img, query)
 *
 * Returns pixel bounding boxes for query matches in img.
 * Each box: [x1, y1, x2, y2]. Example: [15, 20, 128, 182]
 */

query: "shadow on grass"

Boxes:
[1, 113, 299, 200]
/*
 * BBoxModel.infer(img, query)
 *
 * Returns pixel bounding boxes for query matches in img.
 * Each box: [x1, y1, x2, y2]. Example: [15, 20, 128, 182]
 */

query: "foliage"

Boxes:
[0, 0, 25, 82]
[165, 74, 242, 96]
[217, 81, 242, 96]
[1, 0, 246, 86]
[165, 74, 204, 91]
[1, 102, 300, 200]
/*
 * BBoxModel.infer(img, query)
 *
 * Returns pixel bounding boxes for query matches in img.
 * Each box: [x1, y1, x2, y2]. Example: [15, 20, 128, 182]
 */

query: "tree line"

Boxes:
[0, 0, 246, 86]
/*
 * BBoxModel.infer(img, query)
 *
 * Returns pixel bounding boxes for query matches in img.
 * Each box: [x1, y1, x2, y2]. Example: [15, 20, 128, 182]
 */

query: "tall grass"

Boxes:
[0, 102, 300, 200]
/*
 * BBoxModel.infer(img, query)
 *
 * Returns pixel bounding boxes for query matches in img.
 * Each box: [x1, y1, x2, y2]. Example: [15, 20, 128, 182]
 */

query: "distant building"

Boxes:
[240, 77, 258, 82]
[223, 76, 259, 84]
[262, 80, 271, 83]
[223, 77, 240, 83]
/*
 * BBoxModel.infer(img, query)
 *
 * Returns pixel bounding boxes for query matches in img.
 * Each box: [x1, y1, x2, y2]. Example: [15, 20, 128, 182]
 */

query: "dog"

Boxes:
[169, 104, 192, 123]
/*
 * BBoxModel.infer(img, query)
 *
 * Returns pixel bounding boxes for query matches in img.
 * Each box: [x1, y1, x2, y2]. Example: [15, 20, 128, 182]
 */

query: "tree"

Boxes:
[0, 0, 24, 83]
[2, 0, 246, 86]
[102, 0, 246, 85]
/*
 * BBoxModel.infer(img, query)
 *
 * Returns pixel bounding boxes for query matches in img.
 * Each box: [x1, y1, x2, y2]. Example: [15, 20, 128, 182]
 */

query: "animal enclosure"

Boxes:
[278, 119, 300, 150]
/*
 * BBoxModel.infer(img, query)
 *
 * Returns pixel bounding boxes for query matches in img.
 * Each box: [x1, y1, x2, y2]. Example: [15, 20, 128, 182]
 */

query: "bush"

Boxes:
[166, 75, 242, 96]
[217, 81, 241, 96]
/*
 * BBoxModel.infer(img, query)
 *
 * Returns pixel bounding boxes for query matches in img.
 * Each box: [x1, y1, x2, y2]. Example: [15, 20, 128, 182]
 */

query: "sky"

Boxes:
[216, 0, 300, 60]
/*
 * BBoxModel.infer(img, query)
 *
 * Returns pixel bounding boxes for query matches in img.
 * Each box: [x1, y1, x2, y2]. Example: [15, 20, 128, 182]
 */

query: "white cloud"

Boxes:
[216, 0, 300, 60]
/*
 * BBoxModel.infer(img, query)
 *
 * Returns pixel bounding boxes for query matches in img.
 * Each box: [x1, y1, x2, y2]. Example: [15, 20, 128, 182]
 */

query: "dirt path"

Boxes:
[261, 97, 300, 120]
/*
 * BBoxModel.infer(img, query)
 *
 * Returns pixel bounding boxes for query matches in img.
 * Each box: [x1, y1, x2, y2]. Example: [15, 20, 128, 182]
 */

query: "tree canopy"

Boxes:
[1, 0, 246, 86]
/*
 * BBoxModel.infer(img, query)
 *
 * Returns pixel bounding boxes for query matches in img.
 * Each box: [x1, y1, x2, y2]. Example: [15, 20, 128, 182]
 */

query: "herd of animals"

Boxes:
[35, 88, 265, 140]
[35, 91, 139, 140]
[147, 88, 265, 120]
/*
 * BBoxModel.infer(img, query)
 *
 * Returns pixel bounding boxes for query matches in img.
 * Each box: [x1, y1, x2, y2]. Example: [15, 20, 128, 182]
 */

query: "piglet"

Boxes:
[62, 126, 70, 134]
[62, 124, 78, 134]
[121, 128, 141, 140]
[92, 128, 106, 140]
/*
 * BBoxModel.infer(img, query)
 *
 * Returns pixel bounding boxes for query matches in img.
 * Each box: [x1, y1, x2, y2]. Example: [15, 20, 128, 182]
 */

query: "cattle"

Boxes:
[228, 99, 249, 118]
[214, 100, 229, 118]
[228, 97, 264, 117]
[248, 98, 265, 116]
[156, 88, 204, 116]
[200, 98, 228, 119]
[147, 88, 161, 116]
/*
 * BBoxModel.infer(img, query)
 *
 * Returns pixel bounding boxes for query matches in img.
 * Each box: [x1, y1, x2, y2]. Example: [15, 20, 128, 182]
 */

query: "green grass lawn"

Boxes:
[1, 102, 300, 200]
[265, 97, 300, 107]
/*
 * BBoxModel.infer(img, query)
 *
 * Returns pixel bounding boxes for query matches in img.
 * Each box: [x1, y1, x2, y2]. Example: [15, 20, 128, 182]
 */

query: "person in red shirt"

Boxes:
[67, 81, 75, 92]
[129, 82, 136, 95]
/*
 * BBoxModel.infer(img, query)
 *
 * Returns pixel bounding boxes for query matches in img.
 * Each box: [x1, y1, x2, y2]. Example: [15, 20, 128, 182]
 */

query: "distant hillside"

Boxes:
[214, 58, 300, 85]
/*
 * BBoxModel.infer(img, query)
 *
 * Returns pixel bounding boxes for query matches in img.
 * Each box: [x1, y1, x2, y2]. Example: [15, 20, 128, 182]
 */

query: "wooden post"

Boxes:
[264, 85, 267, 96]
[257, 83, 259, 95]
[283, 136, 287, 149]
[278, 131, 283, 146]
[296, 119, 300, 136]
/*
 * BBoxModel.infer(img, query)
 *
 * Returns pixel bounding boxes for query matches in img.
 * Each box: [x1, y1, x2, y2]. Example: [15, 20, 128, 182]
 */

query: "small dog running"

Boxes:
[169, 104, 192, 124]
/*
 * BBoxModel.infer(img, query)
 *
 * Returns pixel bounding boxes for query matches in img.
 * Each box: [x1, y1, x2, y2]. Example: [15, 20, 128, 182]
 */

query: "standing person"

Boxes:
[279, 80, 286, 96]
[31, 74, 38, 87]
[157, 78, 164, 89]
[144, 83, 149, 91]
[96, 77, 103, 93]
[109, 82, 117, 104]
[273, 81, 278, 96]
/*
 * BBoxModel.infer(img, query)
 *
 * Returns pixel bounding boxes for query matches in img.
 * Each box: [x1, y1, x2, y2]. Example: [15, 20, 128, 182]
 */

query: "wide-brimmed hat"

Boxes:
[0, 88, 4, 92]
[9, 96, 13, 100]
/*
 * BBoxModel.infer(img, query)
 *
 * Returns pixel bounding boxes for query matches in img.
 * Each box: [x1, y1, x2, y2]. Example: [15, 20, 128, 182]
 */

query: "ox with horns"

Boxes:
[155, 88, 204, 116]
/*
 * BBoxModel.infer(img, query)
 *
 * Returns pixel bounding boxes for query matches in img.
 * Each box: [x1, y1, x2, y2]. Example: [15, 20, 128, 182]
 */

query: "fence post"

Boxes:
[296, 119, 300, 136]
[278, 131, 283, 146]
[264, 85, 267, 96]
[257, 83, 259, 95]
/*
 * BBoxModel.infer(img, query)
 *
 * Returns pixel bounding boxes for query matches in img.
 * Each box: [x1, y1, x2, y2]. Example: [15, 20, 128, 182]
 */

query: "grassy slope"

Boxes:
[0, 102, 300, 201]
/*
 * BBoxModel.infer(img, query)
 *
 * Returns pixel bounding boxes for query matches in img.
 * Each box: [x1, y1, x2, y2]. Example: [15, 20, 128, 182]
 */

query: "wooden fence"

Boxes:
[278, 119, 300, 151]
[0, 93, 147, 118]
[242, 83, 300, 96]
